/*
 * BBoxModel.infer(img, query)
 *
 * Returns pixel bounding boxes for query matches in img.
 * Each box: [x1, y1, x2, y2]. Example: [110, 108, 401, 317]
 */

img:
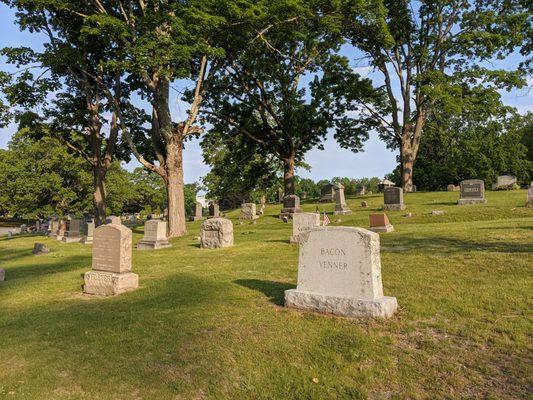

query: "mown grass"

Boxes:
[0, 190, 532, 399]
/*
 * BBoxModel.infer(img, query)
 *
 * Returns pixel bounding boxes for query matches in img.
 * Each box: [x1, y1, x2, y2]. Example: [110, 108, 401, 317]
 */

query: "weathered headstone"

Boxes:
[208, 202, 220, 218]
[280, 194, 302, 218]
[383, 187, 406, 211]
[431, 210, 445, 215]
[20, 224, 28, 234]
[83, 224, 138, 296]
[81, 221, 94, 244]
[284, 227, 397, 318]
[447, 184, 455, 192]
[7, 231, 13, 239]
[32, 242, 50, 255]
[0, 269, 5, 282]
[290, 212, 320, 244]
[334, 183, 352, 215]
[319, 183, 335, 202]
[190, 202, 204, 221]
[369, 214, 394, 233]
[526, 187, 533, 208]
[241, 203, 259, 220]
[277, 188, 284, 203]
[361, 201, 368, 208]
[56, 219, 67, 240]
[62, 219, 82, 243]
[105, 215, 122, 225]
[138, 219, 171, 250]
[458, 179, 486, 205]
[200, 218, 234, 249]
[355, 187, 366, 196]
[49, 219, 59, 237]
[492, 175, 517, 190]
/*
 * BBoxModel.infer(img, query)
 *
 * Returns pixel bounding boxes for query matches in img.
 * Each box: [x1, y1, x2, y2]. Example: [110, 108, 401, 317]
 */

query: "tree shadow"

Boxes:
[265, 239, 291, 244]
[233, 279, 295, 306]
[2, 254, 91, 282]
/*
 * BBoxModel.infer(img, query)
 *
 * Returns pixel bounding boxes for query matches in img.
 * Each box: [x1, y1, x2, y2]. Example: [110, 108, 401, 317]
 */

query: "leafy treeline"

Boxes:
[0, 128, 198, 219]
[0, 0, 530, 227]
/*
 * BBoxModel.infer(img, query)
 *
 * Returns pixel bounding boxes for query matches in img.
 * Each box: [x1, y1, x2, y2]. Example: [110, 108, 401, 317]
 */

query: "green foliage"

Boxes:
[412, 108, 532, 190]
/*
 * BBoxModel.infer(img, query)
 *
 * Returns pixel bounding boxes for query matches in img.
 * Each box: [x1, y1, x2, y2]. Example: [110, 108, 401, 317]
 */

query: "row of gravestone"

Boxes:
[81, 214, 396, 319]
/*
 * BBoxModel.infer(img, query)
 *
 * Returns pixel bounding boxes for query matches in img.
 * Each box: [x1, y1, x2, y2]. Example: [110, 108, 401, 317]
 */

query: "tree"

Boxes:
[200, 0, 378, 206]
[0, 0, 142, 225]
[81, 1, 232, 237]
[340, 0, 530, 191]
[409, 93, 532, 190]
[0, 125, 93, 218]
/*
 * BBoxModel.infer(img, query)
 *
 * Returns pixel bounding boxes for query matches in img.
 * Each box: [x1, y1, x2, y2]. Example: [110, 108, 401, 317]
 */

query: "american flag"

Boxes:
[322, 212, 330, 226]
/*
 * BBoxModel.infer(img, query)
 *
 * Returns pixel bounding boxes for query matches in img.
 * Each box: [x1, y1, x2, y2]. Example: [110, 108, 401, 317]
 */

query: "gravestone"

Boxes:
[280, 194, 302, 218]
[361, 201, 368, 209]
[447, 184, 455, 192]
[7, 231, 12, 239]
[62, 219, 82, 243]
[319, 184, 335, 202]
[383, 187, 405, 211]
[458, 179, 486, 205]
[81, 221, 94, 244]
[284, 227, 397, 318]
[369, 214, 394, 233]
[208, 202, 220, 218]
[83, 224, 138, 296]
[56, 220, 67, 240]
[200, 218, 234, 249]
[492, 175, 517, 190]
[334, 183, 352, 215]
[49, 219, 59, 237]
[105, 215, 122, 225]
[526, 187, 533, 208]
[138, 219, 171, 250]
[190, 202, 204, 221]
[20, 224, 28, 234]
[35, 221, 41, 232]
[290, 212, 320, 244]
[0, 269, 4, 282]
[355, 187, 366, 196]
[241, 203, 259, 220]
[32, 242, 50, 255]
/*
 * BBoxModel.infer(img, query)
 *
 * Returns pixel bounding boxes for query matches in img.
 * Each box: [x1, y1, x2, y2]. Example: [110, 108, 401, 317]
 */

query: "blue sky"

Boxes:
[1, 3, 531, 185]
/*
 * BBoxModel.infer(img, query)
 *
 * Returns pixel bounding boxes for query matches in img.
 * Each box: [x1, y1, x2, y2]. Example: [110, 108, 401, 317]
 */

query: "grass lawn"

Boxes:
[0, 190, 532, 399]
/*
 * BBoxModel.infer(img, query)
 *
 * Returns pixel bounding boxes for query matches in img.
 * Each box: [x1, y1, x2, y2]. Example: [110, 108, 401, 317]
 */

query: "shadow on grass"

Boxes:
[424, 201, 457, 206]
[387, 235, 533, 254]
[0, 248, 33, 262]
[265, 239, 291, 244]
[2, 254, 91, 281]
[234, 279, 295, 306]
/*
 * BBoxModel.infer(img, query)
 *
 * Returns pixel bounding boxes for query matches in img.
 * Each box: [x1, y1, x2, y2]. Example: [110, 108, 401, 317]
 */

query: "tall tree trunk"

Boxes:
[401, 143, 414, 192]
[165, 139, 186, 237]
[283, 154, 296, 196]
[93, 166, 107, 226]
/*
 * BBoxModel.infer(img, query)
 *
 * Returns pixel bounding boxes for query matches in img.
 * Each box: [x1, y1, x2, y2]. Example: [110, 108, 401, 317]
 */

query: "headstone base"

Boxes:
[369, 224, 394, 233]
[382, 204, 406, 211]
[334, 207, 352, 215]
[56, 235, 64, 241]
[81, 236, 93, 245]
[279, 207, 302, 219]
[458, 199, 487, 205]
[137, 240, 172, 250]
[284, 289, 397, 319]
[62, 236, 82, 243]
[83, 271, 138, 296]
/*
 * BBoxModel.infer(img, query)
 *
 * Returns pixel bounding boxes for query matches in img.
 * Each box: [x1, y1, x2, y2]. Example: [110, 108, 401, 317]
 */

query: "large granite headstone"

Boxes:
[333, 183, 352, 215]
[458, 179, 486, 205]
[290, 212, 320, 244]
[62, 219, 82, 243]
[284, 227, 397, 318]
[83, 224, 138, 296]
[383, 187, 405, 211]
[280, 194, 302, 218]
[241, 203, 259, 220]
[56, 220, 67, 240]
[138, 219, 171, 250]
[200, 218, 234, 249]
